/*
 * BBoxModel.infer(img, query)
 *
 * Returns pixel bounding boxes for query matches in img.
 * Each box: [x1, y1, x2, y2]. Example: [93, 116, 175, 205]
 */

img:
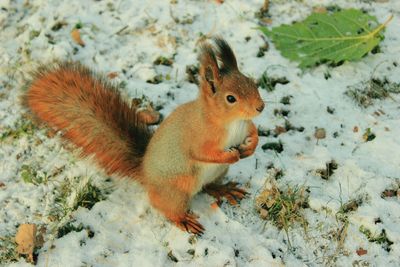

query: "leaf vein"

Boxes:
[313, 17, 344, 37]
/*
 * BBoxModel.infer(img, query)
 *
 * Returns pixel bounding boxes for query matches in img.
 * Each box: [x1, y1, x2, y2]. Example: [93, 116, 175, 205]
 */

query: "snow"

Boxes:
[1, 0, 400, 266]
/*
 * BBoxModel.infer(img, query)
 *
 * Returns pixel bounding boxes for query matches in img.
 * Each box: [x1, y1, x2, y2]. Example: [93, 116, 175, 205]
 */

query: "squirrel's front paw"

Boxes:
[238, 137, 257, 159]
[226, 148, 240, 163]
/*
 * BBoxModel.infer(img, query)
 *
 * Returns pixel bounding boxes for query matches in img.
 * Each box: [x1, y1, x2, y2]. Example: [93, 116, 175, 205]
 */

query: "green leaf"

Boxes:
[260, 9, 393, 68]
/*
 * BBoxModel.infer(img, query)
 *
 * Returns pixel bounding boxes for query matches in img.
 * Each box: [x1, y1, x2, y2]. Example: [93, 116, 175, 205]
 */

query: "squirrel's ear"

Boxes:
[213, 37, 238, 74]
[199, 44, 220, 95]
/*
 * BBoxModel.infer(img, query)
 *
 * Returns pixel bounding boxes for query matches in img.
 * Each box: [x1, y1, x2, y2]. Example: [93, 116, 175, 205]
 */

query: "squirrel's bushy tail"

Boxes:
[25, 62, 152, 179]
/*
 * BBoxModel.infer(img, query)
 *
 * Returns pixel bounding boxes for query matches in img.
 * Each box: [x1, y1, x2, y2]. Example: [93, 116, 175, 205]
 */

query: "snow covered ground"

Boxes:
[1, 0, 400, 266]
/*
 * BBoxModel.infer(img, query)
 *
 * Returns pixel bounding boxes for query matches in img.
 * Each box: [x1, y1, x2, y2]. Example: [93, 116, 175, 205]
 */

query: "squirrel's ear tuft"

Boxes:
[213, 37, 238, 74]
[199, 43, 220, 94]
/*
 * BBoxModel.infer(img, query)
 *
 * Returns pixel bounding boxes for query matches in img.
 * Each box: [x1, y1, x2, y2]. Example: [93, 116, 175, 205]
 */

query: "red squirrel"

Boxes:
[25, 38, 264, 235]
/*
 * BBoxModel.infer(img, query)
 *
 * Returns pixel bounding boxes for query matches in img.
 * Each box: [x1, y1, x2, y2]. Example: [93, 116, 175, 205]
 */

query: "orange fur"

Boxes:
[25, 62, 151, 180]
[148, 182, 189, 221]
[141, 38, 264, 234]
[170, 175, 198, 194]
[25, 38, 264, 235]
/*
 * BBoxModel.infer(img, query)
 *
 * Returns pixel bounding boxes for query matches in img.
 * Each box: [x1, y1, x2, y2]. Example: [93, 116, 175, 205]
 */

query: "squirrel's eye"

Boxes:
[226, 95, 236, 103]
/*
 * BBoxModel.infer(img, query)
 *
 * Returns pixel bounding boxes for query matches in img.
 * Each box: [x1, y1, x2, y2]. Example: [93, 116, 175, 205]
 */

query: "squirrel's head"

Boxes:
[198, 37, 264, 121]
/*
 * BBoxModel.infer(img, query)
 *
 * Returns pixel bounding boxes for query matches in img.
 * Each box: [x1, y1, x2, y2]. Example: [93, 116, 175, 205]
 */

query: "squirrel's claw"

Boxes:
[205, 182, 248, 206]
[175, 213, 204, 236]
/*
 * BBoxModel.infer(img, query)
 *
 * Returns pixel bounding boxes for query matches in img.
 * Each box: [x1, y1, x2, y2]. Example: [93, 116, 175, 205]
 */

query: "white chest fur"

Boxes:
[194, 120, 249, 195]
[224, 120, 249, 149]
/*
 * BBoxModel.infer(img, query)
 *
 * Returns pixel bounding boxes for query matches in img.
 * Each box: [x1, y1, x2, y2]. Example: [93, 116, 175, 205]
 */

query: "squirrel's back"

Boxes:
[25, 62, 152, 179]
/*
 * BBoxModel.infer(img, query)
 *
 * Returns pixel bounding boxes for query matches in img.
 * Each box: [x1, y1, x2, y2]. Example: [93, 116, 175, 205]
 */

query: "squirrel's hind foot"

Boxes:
[204, 182, 248, 206]
[174, 213, 204, 236]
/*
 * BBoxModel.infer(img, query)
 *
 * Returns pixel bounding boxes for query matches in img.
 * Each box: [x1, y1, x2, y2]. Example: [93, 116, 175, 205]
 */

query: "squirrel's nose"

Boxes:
[256, 103, 265, 113]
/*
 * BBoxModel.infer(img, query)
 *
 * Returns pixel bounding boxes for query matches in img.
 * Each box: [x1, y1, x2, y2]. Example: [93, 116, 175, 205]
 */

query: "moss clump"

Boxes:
[256, 181, 309, 247]
[0, 235, 19, 264]
[359, 226, 393, 251]
[346, 77, 400, 108]
[0, 119, 37, 142]
[258, 71, 289, 92]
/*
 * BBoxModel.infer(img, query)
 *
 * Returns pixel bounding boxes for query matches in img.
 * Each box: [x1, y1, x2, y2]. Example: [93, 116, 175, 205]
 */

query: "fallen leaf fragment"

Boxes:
[71, 28, 85, 47]
[259, 208, 269, 219]
[262, 0, 269, 13]
[314, 128, 326, 140]
[260, 18, 273, 25]
[210, 202, 219, 210]
[107, 72, 118, 79]
[256, 187, 277, 210]
[313, 6, 327, 14]
[15, 224, 37, 263]
[381, 189, 397, 198]
[356, 248, 367, 256]
[260, 10, 393, 68]
[274, 125, 287, 136]
[362, 128, 376, 142]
